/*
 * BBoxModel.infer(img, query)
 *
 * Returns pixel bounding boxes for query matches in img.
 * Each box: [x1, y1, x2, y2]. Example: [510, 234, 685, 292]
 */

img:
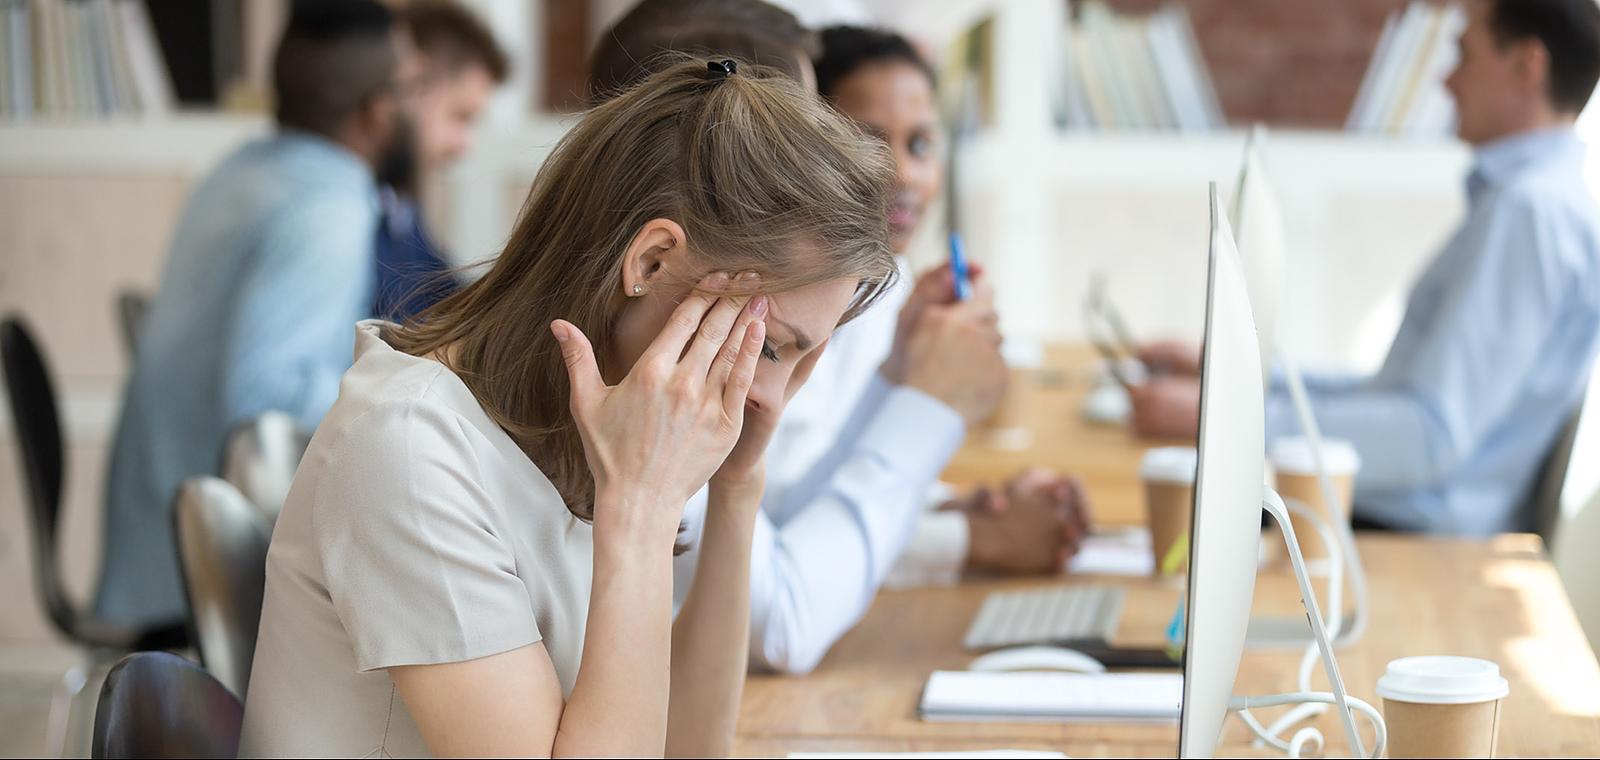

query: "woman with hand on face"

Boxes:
[239, 59, 896, 758]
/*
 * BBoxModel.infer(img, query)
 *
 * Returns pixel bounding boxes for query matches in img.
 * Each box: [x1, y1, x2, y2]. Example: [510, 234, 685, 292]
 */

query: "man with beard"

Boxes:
[100, 0, 418, 627]
[372, 0, 507, 324]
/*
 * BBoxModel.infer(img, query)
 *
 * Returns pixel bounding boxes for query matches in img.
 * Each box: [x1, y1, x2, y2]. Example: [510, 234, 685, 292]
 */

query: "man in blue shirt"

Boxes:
[1131, 0, 1600, 536]
[101, 1, 419, 626]
[372, 0, 507, 324]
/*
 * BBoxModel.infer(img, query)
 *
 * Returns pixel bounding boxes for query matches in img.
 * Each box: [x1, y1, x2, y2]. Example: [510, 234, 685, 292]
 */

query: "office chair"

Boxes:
[221, 411, 310, 524]
[91, 651, 242, 760]
[174, 477, 271, 700]
[2, 316, 189, 754]
[116, 290, 149, 359]
[1, 317, 189, 650]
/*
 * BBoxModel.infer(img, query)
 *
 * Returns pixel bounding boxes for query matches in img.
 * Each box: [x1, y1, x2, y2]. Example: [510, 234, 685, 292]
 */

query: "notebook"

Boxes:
[920, 671, 1182, 723]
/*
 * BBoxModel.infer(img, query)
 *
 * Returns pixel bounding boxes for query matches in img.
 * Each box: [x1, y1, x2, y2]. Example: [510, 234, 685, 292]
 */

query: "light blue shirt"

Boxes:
[100, 131, 378, 625]
[1267, 127, 1600, 536]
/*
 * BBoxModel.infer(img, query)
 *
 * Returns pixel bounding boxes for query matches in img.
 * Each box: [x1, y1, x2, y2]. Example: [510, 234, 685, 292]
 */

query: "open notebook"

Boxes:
[920, 671, 1182, 723]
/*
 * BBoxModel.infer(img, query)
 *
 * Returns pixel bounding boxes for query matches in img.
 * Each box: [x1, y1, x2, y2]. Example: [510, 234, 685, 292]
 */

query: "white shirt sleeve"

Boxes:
[744, 380, 965, 674]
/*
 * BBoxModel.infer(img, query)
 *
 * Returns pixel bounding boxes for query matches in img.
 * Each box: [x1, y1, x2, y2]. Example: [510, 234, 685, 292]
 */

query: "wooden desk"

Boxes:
[733, 348, 1600, 757]
[945, 346, 1188, 526]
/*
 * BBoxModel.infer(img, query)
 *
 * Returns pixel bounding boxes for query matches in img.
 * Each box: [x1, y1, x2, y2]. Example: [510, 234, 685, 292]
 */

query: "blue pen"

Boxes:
[948, 231, 972, 301]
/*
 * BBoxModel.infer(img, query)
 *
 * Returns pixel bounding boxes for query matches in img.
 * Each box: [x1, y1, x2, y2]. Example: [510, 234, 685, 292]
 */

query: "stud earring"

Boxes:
[632, 284, 644, 295]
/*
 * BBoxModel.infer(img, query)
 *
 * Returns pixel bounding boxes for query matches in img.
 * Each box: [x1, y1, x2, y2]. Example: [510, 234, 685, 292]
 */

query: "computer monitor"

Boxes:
[1229, 125, 1287, 385]
[1178, 183, 1267, 758]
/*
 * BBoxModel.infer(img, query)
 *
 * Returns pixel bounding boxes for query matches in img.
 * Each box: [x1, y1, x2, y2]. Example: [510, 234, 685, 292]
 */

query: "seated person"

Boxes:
[1130, 0, 1600, 537]
[593, 3, 1093, 675]
[373, 0, 508, 323]
[241, 59, 900, 757]
[100, 1, 415, 626]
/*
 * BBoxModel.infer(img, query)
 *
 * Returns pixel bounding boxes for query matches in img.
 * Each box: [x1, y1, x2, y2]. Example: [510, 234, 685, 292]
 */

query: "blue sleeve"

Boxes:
[1266, 193, 1571, 497]
[222, 193, 377, 430]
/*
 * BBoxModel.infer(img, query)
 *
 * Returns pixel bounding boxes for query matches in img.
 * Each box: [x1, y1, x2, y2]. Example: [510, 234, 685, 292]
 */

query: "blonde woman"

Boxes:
[239, 59, 896, 758]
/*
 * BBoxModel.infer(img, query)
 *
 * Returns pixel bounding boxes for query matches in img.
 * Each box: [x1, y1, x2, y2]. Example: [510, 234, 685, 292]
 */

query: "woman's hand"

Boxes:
[553, 273, 768, 540]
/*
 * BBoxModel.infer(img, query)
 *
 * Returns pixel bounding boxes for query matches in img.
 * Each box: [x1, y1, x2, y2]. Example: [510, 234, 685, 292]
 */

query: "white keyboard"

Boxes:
[921, 670, 1182, 722]
[963, 585, 1125, 650]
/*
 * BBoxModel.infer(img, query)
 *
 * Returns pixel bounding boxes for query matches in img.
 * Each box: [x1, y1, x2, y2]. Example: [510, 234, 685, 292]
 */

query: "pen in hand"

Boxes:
[949, 231, 972, 301]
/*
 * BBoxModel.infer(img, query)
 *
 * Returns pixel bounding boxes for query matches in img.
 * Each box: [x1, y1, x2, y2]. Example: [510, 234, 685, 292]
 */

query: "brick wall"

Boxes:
[546, 0, 1421, 127]
[1106, 0, 1415, 128]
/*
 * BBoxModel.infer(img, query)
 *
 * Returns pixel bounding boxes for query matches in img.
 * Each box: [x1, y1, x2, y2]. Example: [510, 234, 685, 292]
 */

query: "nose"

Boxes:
[747, 365, 786, 416]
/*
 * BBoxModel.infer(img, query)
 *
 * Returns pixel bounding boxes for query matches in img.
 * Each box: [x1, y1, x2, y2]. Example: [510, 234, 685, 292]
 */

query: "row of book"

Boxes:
[1054, 1, 1225, 133]
[0, 0, 175, 121]
[1346, 1, 1466, 137]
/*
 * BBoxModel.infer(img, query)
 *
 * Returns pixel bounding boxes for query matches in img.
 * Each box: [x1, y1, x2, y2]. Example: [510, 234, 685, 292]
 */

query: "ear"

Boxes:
[1513, 37, 1551, 94]
[620, 218, 689, 298]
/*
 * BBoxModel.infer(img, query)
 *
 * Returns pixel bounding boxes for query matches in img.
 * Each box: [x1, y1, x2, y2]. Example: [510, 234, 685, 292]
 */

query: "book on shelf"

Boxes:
[1055, 1, 1224, 133]
[1, 0, 174, 121]
[1346, 1, 1466, 137]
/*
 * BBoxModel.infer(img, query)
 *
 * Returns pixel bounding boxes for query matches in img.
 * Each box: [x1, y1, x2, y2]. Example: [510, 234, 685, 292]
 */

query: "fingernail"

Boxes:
[738, 271, 760, 282]
[551, 322, 570, 342]
[750, 295, 769, 317]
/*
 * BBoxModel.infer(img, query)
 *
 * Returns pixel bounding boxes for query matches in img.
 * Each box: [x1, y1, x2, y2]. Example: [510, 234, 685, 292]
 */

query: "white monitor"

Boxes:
[1230, 125, 1288, 384]
[1178, 183, 1267, 758]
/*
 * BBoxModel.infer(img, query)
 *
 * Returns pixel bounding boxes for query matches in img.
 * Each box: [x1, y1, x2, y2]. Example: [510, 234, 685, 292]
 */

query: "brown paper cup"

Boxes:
[1377, 656, 1509, 759]
[1382, 697, 1502, 758]
[1273, 471, 1353, 564]
[1145, 481, 1192, 576]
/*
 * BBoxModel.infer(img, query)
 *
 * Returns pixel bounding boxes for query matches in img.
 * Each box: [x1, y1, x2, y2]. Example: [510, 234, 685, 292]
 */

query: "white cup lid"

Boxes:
[1140, 446, 1197, 485]
[1376, 656, 1509, 705]
[1271, 436, 1361, 476]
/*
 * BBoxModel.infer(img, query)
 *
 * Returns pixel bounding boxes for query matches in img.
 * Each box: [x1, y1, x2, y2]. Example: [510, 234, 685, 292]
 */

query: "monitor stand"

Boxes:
[1246, 353, 1369, 650]
[1228, 489, 1385, 759]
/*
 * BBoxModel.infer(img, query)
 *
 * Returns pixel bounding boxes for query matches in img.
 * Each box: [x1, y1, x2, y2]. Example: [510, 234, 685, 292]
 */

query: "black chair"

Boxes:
[116, 290, 149, 359]
[91, 651, 242, 759]
[0, 316, 187, 649]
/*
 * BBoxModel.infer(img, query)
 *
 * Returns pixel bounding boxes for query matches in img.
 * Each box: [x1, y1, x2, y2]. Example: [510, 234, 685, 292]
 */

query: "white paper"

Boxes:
[1067, 529, 1154, 576]
[790, 753, 1067, 759]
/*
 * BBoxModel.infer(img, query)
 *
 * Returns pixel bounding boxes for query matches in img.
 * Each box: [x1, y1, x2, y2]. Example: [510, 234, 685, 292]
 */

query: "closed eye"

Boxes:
[761, 342, 781, 363]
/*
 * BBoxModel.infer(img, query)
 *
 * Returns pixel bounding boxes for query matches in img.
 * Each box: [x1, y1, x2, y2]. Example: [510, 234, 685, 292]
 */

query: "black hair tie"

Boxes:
[707, 59, 737, 79]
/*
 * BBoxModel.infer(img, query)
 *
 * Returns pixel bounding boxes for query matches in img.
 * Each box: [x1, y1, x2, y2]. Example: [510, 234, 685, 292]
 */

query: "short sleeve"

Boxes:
[312, 399, 539, 672]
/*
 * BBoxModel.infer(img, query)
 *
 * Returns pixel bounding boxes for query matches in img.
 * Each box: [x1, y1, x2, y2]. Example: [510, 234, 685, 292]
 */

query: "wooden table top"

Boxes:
[732, 348, 1600, 757]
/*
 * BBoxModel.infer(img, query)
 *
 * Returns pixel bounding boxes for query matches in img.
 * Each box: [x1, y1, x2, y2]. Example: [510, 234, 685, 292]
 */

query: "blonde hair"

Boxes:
[389, 59, 897, 519]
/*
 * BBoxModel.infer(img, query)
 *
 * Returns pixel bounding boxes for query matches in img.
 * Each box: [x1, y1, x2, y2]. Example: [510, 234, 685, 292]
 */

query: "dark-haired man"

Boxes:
[373, 0, 508, 323]
[102, 0, 417, 626]
[1132, 0, 1600, 537]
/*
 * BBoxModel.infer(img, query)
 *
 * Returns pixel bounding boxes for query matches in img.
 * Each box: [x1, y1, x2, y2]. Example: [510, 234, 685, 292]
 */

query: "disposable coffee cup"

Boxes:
[1140, 447, 1196, 576]
[1270, 436, 1360, 566]
[1377, 656, 1508, 758]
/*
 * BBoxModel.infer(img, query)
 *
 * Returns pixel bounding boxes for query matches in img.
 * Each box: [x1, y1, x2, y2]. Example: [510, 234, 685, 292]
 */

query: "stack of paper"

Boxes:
[1056, 1, 1223, 132]
[920, 671, 1183, 722]
[1346, 1, 1466, 137]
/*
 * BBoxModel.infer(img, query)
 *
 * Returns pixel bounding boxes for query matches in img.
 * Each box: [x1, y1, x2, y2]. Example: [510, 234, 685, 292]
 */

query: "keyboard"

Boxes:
[963, 585, 1126, 650]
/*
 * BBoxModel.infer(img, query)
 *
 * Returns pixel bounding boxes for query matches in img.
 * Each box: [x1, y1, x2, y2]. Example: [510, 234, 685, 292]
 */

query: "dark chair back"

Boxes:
[2, 317, 74, 637]
[92, 651, 242, 759]
[2, 316, 188, 651]
[175, 477, 271, 699]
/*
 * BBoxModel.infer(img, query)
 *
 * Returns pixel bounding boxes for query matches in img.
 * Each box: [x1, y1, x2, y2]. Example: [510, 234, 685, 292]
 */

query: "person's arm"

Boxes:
[1265, 193, 1573, 496]
[747, 379, 966, 674]
[222, 193, 376, 429]
[666, 478, 761, 757]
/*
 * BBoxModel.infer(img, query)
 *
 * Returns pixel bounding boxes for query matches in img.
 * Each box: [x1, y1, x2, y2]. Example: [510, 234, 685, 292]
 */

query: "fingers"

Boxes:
[708, 295, 766, 391]
[552, 320, 604, 416]
[721, 318, 765, 421]
[686, 273, 757, 375]
[643, 273, 725, 362]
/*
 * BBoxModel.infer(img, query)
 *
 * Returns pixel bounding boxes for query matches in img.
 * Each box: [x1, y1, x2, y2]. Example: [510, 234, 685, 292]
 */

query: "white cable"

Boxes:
[1280, 353, 1370, 647]
[1232, 692, 1388, 759]
[1255, 499, 1342, 747]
